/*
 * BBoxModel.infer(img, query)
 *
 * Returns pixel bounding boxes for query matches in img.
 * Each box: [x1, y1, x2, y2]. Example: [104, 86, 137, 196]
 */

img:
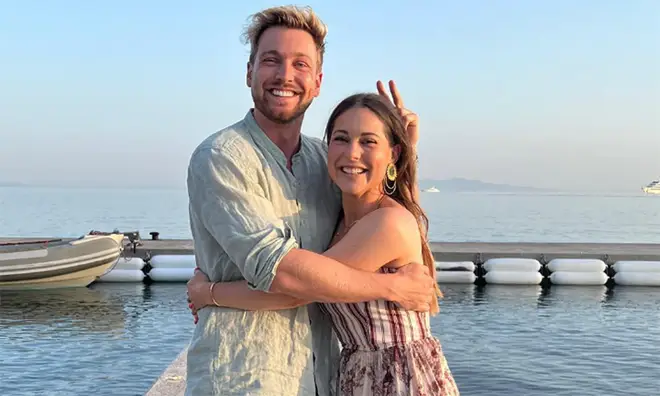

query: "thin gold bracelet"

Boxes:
[209, 282, 221, 306]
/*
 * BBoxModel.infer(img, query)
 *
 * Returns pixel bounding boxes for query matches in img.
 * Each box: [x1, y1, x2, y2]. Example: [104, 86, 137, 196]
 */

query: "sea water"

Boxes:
[1, 186, 659, 395]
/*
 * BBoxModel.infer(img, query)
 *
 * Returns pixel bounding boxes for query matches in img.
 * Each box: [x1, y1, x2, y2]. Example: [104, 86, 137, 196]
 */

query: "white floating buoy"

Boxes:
[99, 269, 145, 282]
[149, 255, 197, 269]
[435, 271, 477, 284]
[549, 271, 608, 285]
[547, 259, 606, 273]
[613, 272, 660, 286]
[612, 261, 660, 273]
[484, 271, 543, 285]
[483, 258, 541, 272]
[435, 261, 475, 272]
[114, 257, 146, 271]
[146, 254, 197, 282]
[148, 267, 195, 282]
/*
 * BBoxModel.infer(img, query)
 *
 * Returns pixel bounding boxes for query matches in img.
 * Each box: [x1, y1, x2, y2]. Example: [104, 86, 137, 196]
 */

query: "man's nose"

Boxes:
[275, 62, 294, 82]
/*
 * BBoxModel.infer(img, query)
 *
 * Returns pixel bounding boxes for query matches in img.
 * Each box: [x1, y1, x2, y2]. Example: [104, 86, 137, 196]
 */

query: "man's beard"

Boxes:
[253, 89, 314, 125]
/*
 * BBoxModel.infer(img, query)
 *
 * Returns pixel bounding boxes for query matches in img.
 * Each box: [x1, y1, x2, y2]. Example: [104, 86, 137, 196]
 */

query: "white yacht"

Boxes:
[423, 186, 440, 193]
[642, 178, 660, 195]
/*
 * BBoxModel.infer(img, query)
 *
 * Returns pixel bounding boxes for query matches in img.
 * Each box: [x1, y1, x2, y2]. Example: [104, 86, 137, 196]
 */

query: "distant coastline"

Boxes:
[2, 178, 541, 192]
[0, 182, 183, 191]
[0, 179, 647, 194]
[419, 178, 544, 193]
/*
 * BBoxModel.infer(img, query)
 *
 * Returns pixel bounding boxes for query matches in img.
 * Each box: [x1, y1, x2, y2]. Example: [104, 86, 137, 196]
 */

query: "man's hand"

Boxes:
[389, 263, 436, 312]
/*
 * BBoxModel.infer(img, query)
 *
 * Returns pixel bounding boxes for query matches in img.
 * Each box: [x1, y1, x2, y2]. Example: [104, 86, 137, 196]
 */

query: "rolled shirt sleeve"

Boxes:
[187, 144, 299, 292]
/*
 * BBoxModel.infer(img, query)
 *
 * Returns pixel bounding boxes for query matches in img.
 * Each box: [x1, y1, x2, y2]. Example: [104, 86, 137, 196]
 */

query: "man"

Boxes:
[185, 5, 435, 396]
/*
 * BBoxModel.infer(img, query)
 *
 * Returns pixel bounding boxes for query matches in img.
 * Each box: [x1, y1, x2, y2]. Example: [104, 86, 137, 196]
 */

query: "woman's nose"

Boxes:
[347, 141, 361, 160]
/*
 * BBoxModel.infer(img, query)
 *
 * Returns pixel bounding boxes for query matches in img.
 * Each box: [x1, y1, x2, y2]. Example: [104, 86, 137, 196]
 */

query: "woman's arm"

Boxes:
[322, 206, 419, 272]
[187, 271, 311, 311]
[189, 207, 420, 312]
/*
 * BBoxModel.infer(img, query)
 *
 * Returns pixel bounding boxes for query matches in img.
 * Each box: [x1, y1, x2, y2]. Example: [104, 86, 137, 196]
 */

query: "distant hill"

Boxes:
[0, 181, 25, 187]
[419, 178, 544, 193]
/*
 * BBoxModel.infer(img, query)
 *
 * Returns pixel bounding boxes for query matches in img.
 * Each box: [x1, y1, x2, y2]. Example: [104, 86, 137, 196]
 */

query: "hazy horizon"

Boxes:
[1, 177, 656, 194]
[1, 1, 658, 192]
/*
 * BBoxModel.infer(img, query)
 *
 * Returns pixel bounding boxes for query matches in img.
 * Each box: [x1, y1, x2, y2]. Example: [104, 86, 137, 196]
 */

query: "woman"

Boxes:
[187, 90, 459, 395]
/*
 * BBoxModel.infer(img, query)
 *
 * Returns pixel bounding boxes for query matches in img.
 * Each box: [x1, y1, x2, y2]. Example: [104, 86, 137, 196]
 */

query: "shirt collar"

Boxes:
[243, 109, 305, 168]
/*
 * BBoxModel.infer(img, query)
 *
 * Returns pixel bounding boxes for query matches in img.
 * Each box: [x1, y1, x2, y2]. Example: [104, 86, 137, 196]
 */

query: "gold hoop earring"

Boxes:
[384, 163, 397, 195]
[386, 163, 397, 181]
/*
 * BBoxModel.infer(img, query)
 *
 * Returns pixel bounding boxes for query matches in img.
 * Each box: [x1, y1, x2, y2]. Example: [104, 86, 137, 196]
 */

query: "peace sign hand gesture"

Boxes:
[377, 80, 419, 147]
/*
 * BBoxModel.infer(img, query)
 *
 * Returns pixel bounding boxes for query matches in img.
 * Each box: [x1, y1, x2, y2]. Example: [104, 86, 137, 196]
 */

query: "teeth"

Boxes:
[271, 89, 295, 97]
[341, 167, 366, 174]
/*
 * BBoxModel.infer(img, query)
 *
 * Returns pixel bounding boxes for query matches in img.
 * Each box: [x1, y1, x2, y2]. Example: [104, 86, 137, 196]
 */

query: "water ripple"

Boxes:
[0, 284, 194, 396]
[0, 284, 658, 395]
[434, 285, 660, 396]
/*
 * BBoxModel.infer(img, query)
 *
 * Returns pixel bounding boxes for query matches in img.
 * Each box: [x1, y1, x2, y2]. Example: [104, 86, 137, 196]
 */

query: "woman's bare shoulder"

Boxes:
[367, 199, 423, 266]
[367, 198, 420, 239]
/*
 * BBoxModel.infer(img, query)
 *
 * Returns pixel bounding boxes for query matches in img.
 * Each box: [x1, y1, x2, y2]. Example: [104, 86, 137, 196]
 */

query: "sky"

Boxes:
[0, 0, 658, 192]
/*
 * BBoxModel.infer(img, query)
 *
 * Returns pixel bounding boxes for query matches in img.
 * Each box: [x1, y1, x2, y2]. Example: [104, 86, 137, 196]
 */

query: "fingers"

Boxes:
[188, 302, 197, 323]
[411, 302, 430, 312]
[187, 288, 201, 324]
[396, 297, 432, 312]
[401, 111, 417, 127]
[188, 269, 210, 286]
[388, 80, 403, 109]
[377, 80, 389, 102]
[420, 264, 430, 276]
[376, 80, 404, 109]
[189, 301, 200, 324]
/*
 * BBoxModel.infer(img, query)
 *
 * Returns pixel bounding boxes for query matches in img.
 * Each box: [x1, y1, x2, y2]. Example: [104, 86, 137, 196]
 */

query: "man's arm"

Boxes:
[190, 207, 430, 311]
[188, 145, 411, 304]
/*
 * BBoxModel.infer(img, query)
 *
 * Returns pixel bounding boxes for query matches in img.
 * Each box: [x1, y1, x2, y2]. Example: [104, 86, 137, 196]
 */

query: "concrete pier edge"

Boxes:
[145, 347, 188, 396]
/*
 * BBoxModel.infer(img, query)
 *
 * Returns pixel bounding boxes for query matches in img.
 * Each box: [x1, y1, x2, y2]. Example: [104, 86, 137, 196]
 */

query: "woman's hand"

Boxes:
[377, 80, 419, 148]
[186, 268, 212, 324]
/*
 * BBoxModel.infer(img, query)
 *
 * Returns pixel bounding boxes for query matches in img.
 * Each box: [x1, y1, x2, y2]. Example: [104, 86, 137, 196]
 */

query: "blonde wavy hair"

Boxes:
[241, 5, 328, 69]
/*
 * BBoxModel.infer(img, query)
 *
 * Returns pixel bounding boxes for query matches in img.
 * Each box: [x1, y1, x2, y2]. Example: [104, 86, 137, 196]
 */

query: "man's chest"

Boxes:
[259, 161, 340, 253]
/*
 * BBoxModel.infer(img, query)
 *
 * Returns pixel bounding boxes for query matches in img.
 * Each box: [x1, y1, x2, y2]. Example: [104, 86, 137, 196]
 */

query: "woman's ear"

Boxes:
[391, 144, 402, 163]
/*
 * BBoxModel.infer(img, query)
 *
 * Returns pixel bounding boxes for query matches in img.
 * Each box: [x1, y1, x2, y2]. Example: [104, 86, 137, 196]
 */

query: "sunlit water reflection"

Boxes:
[1, 283, 658, 395]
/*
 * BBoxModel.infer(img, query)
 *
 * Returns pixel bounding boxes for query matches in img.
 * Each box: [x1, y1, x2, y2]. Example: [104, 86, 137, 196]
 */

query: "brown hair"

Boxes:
[324, 93, 443, 314]
[242, 5, 328, 68]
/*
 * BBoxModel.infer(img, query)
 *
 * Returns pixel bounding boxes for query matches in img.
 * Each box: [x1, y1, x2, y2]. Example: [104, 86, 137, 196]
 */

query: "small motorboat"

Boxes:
[0, 233, 124, 289]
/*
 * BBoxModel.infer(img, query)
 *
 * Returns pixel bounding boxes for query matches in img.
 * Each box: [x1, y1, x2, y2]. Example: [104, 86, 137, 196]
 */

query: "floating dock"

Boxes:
[4, 237, 660, 287]
[118, 238, 660, 261]
[5, 237, 659, 262]
[97, 238, 660, 287]
[3, 236, 660, 395]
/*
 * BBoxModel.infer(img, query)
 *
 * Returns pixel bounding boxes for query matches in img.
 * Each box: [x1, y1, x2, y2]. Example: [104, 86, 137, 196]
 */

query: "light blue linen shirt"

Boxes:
[185, 110, 342, 395]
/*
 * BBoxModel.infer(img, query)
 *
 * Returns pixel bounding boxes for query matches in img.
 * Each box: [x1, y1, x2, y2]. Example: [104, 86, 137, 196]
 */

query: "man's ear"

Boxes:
[246, 62, 253, 88]
[311, 71, 323, 98]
